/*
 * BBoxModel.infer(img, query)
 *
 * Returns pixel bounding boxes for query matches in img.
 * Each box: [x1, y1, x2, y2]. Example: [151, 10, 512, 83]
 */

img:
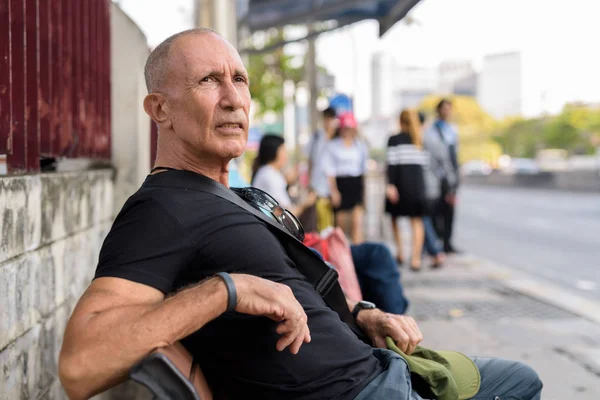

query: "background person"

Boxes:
[325, 111, 368, 244]
[252, 134, 317, 217]
[307, 107, 338, 232]
[419, 111, 446, 268]
[385, 109, 427, 271]
[427, 99, 461, 254]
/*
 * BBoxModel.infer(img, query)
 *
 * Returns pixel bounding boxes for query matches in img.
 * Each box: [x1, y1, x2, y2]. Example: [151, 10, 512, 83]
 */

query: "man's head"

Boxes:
[436, 98, 452, 121]
[322, 107, 337, 136]
[143, 28, 251, 171]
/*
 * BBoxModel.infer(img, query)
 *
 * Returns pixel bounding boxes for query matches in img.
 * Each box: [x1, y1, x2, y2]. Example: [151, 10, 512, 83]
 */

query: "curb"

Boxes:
[468, 255, 600, 326]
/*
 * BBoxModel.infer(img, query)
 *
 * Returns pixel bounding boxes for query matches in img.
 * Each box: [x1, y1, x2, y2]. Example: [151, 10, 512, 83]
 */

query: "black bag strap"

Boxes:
[434, 122, 448, 143]
[155, 170, 367, 342]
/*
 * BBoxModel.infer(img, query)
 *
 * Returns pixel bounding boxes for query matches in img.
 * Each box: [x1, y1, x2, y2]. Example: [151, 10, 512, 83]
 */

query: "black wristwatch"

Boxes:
[351, 300, 377, 319]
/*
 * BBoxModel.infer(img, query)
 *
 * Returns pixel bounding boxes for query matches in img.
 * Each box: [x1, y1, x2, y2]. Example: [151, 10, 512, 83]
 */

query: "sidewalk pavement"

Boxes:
[363, 174, 600, 399]
[399, 254, 600, 400]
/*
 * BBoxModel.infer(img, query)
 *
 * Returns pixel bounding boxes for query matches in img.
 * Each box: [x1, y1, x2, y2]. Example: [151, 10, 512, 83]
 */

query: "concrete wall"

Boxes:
[110, 1, 152, 212]
[0, 171, 114, 399]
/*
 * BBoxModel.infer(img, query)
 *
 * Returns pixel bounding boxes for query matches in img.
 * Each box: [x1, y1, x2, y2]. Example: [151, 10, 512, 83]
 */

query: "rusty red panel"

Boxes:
[0, 1, 11, 156]
[50, 0, 62, 157]
[82, 0, 91, 157]
[101, 0, 111, 159]
[7, 0, 26, 173]
[106, 0, 112, 159]
[25, 0, 40, 172]
[39, 0, 52, 156]
[70, 0, 81, 158]
[3, 0, 112, 174]
[89, 0, 99, 158]
[59, 0, 72, 157]
[93, 0, 101, 158]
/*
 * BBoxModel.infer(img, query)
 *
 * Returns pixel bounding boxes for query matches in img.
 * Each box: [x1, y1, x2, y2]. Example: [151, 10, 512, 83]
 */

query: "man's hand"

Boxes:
[232, 274, 311, 355]
[445, 192, 456, 206]
[357, 309, 423, 354]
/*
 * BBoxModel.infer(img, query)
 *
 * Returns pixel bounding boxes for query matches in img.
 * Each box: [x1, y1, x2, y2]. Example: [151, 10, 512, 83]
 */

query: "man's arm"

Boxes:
[59, 275, 310, 400]
[345, 297, 423, 354]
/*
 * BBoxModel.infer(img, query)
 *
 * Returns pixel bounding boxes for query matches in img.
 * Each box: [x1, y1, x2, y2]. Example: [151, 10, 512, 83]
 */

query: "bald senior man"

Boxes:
[58, 29, 542, 400]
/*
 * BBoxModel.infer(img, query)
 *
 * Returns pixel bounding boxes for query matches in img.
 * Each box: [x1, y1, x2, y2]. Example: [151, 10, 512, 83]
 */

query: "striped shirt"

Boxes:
[386, 132, 427, 203]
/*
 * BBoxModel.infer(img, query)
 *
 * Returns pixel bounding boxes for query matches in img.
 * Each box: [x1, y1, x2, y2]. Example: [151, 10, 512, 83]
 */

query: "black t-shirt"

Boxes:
[94, 170, 382, 400]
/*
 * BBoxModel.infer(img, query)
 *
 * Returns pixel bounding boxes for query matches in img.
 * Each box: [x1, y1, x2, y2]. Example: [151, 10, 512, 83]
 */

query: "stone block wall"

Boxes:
[0, 170, 115, 399]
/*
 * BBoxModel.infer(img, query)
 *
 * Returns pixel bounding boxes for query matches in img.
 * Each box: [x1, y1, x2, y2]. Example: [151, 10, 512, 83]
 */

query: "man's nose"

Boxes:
[219, 80, 244, 110]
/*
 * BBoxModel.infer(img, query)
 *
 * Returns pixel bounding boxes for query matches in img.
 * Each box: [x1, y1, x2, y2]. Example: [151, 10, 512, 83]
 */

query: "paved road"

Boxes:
[454, 184, 600, 303]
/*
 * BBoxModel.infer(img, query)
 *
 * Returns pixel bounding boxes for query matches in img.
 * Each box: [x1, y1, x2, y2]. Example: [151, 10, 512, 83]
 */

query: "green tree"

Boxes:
[493, 104, 600, 157]
[492, 118, 544, 158]
[246, 29, 301, 118]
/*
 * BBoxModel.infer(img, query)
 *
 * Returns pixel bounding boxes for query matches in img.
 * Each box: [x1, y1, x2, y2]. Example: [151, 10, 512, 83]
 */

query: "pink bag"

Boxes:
[303, 228, 363, 301]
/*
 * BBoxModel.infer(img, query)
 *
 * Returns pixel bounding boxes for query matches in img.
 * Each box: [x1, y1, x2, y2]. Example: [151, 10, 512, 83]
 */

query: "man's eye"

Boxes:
[234, 76, 248, 83]
[201, 76, 215, 83]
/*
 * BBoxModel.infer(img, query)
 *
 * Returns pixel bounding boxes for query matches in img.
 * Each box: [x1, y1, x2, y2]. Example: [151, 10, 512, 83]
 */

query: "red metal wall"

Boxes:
[0, 0, 111, 174]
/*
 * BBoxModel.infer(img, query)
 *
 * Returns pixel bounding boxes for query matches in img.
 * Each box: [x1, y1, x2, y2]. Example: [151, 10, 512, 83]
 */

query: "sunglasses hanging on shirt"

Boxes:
[231, 186, 305, 242]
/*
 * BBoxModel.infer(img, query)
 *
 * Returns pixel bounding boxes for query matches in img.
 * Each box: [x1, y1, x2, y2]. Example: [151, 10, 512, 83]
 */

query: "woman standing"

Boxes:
[325, 112, 368, 244]
[385, 109, 428, 271]
[251, 134, 316, 217]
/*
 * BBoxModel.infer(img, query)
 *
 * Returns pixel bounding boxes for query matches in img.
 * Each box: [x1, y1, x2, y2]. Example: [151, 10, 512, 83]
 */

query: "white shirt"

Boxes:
[251, 165, 292, 208]
[324, 138, 368, 178]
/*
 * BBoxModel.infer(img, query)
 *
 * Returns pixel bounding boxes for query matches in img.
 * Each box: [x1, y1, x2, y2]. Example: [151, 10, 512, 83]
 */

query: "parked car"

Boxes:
[502, 158, 540, 175]
[461, 160, 492, 176]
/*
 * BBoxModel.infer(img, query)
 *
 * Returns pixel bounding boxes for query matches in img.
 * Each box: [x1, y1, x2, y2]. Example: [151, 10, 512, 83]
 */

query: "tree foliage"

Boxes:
[418, 95, 600, 162]
[246, 29, 306, 118]
[493, 104, 600, 157]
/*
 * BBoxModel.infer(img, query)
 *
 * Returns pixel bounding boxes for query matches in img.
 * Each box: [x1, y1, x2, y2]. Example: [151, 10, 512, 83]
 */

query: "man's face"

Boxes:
[163, 33, 251, 162]
[439, 102, 452, 120]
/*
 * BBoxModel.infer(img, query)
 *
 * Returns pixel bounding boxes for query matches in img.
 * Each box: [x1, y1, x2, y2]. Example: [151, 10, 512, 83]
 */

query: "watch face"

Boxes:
[360, 301, 376, 309]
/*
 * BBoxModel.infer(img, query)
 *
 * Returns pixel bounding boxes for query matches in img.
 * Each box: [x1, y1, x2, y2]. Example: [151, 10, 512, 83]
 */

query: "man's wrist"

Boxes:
[355, 307, 381, 329]
[352, 301, 378, 325]
[201, 276, 230, 317]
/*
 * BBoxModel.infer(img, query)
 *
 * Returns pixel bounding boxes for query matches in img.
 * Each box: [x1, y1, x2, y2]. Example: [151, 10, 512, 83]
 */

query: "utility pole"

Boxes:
[195, 0, 237, 47]
[306, 24, 319, 137]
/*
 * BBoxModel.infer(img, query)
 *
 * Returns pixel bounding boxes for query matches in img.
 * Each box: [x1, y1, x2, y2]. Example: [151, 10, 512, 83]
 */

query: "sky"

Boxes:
[116, 0, 600, 121]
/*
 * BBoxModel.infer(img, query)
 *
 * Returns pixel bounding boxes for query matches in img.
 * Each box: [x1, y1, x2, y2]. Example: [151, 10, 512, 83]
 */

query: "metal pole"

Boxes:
[307, 25, 318, 137]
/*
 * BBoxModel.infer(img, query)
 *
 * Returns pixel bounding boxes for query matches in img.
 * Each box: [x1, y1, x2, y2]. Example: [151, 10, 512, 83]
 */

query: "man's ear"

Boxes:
[143, 94, 172, 130]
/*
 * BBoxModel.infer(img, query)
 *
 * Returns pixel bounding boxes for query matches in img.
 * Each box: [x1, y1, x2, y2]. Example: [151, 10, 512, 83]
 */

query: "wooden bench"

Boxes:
[129, 342, 213, 400]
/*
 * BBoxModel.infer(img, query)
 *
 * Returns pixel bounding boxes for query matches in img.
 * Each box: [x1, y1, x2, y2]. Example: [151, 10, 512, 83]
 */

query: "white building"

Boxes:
[478, 51, 544, 119]
[438, 60, 476, 94]
[371, 52, 396, 118]
[393, 66, 438, 113]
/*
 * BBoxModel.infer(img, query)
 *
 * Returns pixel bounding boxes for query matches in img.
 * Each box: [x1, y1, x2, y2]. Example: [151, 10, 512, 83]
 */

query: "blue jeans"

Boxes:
[423, 216, 442, 257]
[355, 349, 543, 400]
[350, 243, 409, 315]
